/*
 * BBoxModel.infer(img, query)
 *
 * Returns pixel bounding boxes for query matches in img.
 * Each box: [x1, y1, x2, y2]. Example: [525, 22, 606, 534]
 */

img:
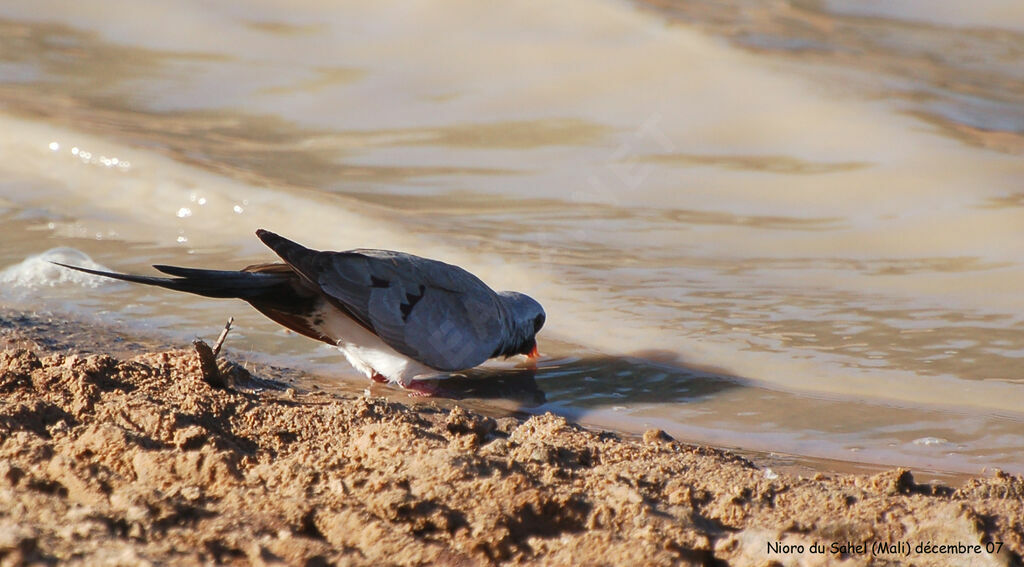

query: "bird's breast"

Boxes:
[308, 301, 434, 386]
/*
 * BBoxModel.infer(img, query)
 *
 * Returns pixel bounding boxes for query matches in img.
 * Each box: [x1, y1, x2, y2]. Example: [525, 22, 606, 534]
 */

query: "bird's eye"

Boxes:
[533, 314, 545, 333]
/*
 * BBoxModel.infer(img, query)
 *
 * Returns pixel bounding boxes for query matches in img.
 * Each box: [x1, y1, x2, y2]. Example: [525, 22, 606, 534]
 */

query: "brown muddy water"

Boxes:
[1, 0, 1022, 476]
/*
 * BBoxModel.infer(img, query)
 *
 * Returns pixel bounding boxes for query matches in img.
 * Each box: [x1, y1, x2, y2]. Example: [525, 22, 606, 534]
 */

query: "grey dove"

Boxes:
[56, 229, 545, 394]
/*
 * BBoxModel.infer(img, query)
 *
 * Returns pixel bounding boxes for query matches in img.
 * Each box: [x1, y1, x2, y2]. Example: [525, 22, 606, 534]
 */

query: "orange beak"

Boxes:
[523, 344, 540, 370]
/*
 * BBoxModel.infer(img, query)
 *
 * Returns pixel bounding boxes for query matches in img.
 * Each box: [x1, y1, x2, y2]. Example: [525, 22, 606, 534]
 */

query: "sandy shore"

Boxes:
[0, 312, 1021, 566]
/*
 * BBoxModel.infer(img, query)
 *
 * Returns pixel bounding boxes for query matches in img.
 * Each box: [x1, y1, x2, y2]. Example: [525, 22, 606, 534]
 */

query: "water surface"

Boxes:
[1, 0, 1022, 475]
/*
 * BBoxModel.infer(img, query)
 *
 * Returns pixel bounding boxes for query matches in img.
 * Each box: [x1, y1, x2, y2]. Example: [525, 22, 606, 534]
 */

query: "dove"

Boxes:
[57, 229, 545, 394]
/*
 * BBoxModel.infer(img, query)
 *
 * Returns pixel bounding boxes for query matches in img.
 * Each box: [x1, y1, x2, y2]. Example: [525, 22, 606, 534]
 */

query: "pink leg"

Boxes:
[370, 371, 388, 384]
[404, 380, 440, 397]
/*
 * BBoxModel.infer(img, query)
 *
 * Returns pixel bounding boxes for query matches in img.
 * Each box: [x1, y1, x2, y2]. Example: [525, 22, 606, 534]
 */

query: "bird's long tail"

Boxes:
[52, 263, 294, 301]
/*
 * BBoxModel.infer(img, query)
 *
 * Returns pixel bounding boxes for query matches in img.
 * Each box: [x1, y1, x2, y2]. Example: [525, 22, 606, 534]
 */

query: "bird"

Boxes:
[55, 229, 545, 395]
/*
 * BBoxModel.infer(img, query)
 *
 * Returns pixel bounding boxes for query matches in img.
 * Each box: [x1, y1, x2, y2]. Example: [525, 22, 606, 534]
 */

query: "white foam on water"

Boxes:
[0, 248, 111, 292]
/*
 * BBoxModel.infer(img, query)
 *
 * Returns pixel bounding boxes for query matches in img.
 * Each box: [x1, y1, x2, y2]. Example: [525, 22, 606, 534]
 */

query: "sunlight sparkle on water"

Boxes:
[66, 145, 130, 169]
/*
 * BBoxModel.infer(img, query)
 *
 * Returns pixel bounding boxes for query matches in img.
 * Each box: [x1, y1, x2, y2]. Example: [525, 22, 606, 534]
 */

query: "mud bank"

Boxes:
[0, 318, 1021, 566]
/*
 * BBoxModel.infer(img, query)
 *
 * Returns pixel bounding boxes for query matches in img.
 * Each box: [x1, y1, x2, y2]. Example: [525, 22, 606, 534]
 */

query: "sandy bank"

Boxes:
[0, 314, 1021, 566]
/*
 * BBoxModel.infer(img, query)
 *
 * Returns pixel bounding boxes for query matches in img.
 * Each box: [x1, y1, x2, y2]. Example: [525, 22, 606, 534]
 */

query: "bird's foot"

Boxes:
[370, 371, 388, 384]
[403, 380, 440, 397]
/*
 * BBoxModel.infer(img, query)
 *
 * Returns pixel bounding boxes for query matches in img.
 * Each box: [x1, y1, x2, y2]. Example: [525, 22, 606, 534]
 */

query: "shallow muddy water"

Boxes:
[1, 0, 1022, 475]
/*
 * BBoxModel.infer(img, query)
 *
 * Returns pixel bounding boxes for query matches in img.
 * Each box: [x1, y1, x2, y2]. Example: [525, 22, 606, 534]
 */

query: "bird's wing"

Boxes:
[258, 231, 505, 371]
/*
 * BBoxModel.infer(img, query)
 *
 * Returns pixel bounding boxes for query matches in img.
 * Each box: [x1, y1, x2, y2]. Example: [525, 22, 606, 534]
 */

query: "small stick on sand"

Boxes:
[212, 317, 234, 358]
[194, 317, 235, 388]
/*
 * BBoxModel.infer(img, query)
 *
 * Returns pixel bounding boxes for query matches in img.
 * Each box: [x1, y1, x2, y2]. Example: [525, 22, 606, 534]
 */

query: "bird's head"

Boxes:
[495, 291, 545, 360]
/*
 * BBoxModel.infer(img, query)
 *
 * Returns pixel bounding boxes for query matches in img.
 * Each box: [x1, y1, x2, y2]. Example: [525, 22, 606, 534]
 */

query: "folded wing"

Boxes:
[257, 230, 505, 371]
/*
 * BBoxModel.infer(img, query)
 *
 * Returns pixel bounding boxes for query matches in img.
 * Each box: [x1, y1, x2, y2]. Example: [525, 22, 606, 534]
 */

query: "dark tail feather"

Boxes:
[52, 262, 292, 300]
[256, 229, 316, 265]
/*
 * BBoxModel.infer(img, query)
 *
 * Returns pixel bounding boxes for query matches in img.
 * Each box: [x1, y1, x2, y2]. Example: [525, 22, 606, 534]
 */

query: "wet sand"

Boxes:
[0, 311, 1021, 566]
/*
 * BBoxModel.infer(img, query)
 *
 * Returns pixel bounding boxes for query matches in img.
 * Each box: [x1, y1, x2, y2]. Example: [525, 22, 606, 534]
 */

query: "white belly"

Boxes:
[310, 302, 437, 387]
